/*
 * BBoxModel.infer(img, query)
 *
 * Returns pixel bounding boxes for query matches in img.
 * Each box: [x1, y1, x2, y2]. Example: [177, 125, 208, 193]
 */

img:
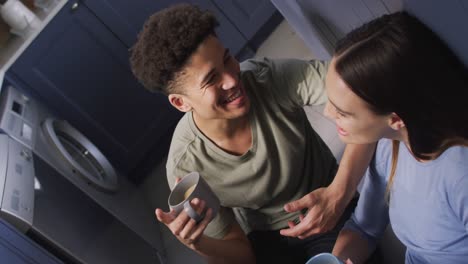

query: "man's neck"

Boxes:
[193, 113, 250, 139]
[192, 112, 252, 155]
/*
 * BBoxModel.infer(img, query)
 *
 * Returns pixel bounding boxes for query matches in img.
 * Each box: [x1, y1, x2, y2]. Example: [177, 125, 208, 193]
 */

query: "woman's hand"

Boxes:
[280, 184, 348, 238]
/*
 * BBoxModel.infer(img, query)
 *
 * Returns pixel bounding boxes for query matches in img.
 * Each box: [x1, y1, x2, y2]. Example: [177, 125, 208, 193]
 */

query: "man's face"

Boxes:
[169, 35, 250, 121]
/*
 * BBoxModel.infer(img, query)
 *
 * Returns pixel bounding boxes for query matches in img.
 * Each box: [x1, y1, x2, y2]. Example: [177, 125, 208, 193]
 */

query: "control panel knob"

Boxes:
[20, 149, 31, 162]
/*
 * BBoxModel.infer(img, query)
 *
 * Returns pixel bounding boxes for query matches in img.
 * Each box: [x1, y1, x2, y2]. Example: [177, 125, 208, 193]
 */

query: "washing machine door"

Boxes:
[41, 118, 119, 192]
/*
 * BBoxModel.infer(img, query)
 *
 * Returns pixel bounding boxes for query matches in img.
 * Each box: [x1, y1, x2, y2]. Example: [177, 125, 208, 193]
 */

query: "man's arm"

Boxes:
[156, 200, 255, 264]
[280, 143, 375, 238]
[197, 222, 255, 264]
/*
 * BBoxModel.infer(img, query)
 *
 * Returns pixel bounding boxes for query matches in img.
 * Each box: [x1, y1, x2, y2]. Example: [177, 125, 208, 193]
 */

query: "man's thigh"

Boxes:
[247, 197, 359, 263]
[248, 230, 306, 264]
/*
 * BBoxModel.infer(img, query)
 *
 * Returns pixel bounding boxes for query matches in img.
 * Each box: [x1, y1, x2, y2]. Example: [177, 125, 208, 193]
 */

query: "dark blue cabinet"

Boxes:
[82, 0, 175, 48]
[82, 0, 261, 60]
[211, 0, 282, 49]
[80, 0, 142, 48]
[192, 0, 254, 59]
[8, 1, 183, 178]
[7, 0, 280, 182]
[0, 219, 62, 264]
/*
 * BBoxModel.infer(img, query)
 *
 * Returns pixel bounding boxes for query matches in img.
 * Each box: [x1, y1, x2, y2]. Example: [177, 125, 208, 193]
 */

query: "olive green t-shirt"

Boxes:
[166, 58, 337, 239]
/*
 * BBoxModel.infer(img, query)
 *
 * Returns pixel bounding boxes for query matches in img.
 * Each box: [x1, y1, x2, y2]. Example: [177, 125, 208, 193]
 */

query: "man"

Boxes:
[130, 4, 373, 263]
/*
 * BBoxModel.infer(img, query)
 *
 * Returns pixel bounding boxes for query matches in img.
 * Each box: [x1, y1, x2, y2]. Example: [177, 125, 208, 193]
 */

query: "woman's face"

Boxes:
[324, 59, 394, 144]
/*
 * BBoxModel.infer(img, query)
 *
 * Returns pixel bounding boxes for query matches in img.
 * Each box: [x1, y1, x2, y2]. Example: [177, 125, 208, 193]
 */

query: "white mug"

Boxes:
[168, 172, 220, 222]
[0, 0, 38, 32]
[306, 253, 344, 264]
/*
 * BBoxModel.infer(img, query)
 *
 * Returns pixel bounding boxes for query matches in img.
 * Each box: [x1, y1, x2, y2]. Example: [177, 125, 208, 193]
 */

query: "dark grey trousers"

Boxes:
[247, 197, 359, 264]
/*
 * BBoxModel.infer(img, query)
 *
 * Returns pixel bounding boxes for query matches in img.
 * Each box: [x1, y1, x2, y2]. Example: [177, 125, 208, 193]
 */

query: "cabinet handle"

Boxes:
[71, 2, 79, 11]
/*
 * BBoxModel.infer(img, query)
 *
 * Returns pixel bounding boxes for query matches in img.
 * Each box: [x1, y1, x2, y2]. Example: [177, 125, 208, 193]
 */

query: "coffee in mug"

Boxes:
[183, 184, 196, 200]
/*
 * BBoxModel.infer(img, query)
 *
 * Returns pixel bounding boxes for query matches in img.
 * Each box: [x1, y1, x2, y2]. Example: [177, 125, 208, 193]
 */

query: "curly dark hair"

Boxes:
[130, 4, 219, 95]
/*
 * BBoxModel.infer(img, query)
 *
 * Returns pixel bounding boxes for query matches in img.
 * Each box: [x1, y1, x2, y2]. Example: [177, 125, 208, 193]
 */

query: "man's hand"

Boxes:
[155, 177, 213, 250]
[280, 143, 375, 239]
[156, 198, 213, 250]
[280, 185, 348, 238]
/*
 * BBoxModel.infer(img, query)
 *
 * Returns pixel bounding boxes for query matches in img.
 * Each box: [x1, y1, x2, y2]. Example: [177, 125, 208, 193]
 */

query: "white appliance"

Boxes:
[0, 83, 165, 263]
[0, 0, 40, 36]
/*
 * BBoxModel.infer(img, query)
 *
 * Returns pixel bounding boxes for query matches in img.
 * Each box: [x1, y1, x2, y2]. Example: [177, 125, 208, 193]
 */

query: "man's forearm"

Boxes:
[191, 223, 255, 264]
[330, 143, 376, 202]
[194, 235, 255, 264]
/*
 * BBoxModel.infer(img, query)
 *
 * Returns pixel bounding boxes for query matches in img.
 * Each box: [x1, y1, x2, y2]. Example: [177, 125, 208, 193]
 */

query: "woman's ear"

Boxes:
[388, 113, 405, 130]
[168, 94, 192, 112]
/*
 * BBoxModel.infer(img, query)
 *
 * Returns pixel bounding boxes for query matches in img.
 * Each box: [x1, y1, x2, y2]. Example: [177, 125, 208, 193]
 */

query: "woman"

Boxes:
[324, 12, 468, 264]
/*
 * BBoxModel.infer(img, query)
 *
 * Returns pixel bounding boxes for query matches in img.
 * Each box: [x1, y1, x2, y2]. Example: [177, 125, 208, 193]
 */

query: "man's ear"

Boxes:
[388, 113, 405, 130]
[168, 94, 192, 112]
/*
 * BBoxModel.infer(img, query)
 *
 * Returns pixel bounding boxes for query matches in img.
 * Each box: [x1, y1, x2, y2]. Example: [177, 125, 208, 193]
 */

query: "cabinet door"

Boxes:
[81, 0, 170, 48]
[0, 219, 62, 264]
[83, 0, 249, 58]
[193, 0, 250, 58]
[211, 0, 280, 42]
[9, 1, 182, 175]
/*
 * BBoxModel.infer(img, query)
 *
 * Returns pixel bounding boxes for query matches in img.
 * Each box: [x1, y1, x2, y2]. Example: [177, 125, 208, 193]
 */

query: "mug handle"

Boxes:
[183, 200, 204, 223]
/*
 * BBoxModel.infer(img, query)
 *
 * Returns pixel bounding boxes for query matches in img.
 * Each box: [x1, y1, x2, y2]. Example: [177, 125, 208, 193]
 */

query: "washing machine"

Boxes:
[0, 83, 165, 263]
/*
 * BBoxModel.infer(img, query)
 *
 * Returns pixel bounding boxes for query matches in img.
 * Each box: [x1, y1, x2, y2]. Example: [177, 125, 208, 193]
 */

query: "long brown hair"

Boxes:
[385, 140, 399, 201]
[334, 12, 468, 194]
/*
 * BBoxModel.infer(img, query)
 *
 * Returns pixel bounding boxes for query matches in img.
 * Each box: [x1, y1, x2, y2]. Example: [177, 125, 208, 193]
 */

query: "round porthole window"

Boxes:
[42, 118, 119, 192]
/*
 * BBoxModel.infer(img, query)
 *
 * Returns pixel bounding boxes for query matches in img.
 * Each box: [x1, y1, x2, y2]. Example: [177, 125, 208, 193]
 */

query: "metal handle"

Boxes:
[71, 2, 79, 11]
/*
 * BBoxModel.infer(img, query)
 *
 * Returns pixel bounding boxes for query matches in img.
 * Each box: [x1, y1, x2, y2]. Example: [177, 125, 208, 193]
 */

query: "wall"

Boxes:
[272, 0, 468, 67]
[271, 0, 403, 60]
[405, 0, 468, 67]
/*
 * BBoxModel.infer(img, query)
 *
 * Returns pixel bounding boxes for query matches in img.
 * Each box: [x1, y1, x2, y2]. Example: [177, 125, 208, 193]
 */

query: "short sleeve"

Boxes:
[270, 58, 329, 106]
[203, 206, 236, 239]
[166, 159, 191, 190]
[240, 58, 329, 107]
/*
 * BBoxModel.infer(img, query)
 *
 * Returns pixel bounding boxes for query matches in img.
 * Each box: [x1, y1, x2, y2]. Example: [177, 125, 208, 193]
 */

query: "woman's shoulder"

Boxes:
[442, 145, 468, 168]
[374, 139, 394, 164]
[437, 146, 468, 188]
[366, 139, 401, 183]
